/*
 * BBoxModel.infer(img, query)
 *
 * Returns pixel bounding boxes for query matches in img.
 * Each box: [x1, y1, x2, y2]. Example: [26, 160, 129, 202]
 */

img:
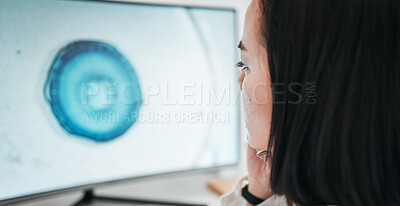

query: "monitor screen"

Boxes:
[0, 0, 239, 202]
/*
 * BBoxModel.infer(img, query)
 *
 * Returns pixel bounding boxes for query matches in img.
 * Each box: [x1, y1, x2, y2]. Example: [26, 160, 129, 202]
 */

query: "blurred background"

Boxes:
[0, 0, 250, 205]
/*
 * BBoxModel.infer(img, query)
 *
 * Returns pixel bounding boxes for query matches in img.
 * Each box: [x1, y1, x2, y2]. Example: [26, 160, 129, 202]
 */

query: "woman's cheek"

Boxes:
[246, 106, 270, 150]
[241, 79, 270, 150]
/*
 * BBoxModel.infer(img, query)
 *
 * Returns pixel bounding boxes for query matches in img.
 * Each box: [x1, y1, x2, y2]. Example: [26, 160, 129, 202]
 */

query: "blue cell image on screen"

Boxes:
[44, 41, 142, 142]
[0, 0, 239, 202]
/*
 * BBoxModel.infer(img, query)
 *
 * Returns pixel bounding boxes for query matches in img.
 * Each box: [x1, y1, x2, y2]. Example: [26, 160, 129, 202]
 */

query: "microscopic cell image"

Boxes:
[0, 0, 239, 201]
[44, 41, 142, 142]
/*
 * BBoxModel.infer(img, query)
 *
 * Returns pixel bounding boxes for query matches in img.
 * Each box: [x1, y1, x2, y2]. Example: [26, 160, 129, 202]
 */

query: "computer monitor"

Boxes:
[0, 0, 240, 205]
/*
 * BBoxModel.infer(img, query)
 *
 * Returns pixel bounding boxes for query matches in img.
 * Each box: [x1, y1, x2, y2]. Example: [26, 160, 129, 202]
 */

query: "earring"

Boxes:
[256, 150, 272, 158]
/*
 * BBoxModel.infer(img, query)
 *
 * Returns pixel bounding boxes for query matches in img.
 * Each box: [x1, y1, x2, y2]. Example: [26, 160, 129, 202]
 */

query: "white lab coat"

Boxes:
[218, 176, 287, 206]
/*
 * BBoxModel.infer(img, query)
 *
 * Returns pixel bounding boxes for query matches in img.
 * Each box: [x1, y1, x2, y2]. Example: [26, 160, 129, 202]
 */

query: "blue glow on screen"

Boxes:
[45, 41, 142, 142]
[0, 0, 238, 202]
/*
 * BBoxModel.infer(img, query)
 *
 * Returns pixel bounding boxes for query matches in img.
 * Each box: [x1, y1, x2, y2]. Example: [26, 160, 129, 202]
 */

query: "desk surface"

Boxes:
[15, 171, 235, 206]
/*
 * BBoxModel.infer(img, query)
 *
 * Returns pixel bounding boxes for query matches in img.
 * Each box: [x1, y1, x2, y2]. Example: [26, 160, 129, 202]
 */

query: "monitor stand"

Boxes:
[73, 189, 207, 206]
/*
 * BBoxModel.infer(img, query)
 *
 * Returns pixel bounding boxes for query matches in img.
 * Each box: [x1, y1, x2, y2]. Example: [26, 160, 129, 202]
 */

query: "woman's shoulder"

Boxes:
[218, 175, 287, 206]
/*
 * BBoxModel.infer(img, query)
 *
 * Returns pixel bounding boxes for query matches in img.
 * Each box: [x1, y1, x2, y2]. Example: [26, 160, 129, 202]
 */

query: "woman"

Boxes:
[220, 0, 400, 205]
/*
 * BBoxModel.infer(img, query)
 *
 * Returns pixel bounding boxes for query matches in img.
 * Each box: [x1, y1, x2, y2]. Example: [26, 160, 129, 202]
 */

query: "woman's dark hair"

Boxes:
[261, 0, 400, 205]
